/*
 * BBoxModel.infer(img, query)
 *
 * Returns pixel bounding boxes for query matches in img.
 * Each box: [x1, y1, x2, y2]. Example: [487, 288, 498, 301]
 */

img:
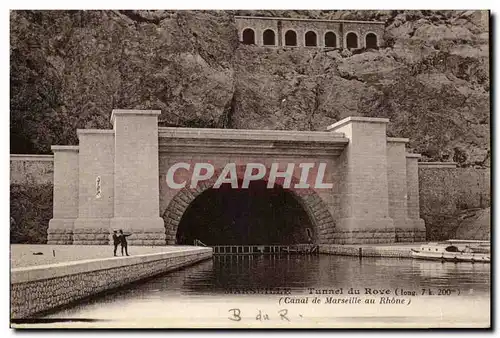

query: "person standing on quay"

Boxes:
[112, 230, 120, 256]
[119, 229, 131, 256]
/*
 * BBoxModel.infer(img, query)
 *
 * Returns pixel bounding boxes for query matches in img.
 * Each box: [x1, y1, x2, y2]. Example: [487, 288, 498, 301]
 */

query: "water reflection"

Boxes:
[410, 259, 490, 291]
[45, 254, 490, 320]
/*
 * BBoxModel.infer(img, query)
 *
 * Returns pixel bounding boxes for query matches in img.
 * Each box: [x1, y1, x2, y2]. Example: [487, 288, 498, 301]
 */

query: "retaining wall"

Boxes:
[10, 154, 54, 185]
[11, 247, 212, 319]
[319, 244, 416, 258]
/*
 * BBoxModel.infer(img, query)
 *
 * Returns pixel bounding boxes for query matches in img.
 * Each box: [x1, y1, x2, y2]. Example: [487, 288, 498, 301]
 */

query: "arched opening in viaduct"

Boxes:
[242, 28, 255, 44]
[175, 180, 313, 245]
[285, 30, 297, 46]
[346, 32, 358, 48]
[365, 33, 378, 49]
[263, 29, 276, 45]
[305, 31, 317, 46]
[324, 32, 337, 47]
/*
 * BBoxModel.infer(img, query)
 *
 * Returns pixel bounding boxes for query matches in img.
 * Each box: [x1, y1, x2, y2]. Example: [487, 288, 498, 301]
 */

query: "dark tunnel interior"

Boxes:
[176, 180, 313, 245]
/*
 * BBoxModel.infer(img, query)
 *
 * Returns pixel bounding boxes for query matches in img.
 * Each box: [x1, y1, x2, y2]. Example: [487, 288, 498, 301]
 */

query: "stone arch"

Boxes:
[305, 31, 318, 46]
[346, 32, 358, 49]
[324, 31, 337, 48]
[365, 32, 378, 49]
[162, 166, 335, 245]
[242, 28, 255, 45]
[284, 30, 297, 46]
[263, 29, 276, 46]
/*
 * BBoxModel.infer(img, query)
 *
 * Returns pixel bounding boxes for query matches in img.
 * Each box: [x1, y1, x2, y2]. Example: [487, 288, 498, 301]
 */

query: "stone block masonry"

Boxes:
[73, 130, 114, 243]
[111, 110, 165, 245]
[327, 117, 396, 243]
[235, 16, 385, 49]
[319, 243, 421, 259]
[48, 146, 79, 244]
[11, 118, 488, 246]
[10, 155, 54, 185]
[11, 247, 212, 319]
[45, 111, 426, 245]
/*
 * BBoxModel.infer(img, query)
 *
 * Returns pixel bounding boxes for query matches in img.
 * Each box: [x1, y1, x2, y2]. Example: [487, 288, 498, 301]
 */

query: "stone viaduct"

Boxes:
[47, 110, 425, 246]
[235, 16, 385, 49]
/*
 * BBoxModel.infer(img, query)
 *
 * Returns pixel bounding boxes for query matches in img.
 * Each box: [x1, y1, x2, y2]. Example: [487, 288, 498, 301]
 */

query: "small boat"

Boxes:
[411, 241, 490, 263]
[445, 239, 490, 253]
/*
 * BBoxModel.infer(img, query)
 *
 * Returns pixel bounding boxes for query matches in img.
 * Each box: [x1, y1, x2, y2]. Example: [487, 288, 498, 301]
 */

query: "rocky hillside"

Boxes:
[10, 10, 490, 167]
[454, 207, 490, 240]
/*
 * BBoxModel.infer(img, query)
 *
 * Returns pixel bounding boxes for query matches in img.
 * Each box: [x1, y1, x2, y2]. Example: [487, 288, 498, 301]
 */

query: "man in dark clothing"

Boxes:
[112, 230, 120, 256]
[119, 229, 131, 256]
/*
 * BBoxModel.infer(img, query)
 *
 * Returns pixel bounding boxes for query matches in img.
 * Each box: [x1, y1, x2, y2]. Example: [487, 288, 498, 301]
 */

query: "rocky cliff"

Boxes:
[454, 207, 490, 240]
[10, 10, 490, 167]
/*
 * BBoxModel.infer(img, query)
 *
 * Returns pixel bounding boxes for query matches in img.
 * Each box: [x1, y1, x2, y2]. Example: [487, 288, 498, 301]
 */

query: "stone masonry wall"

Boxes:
[319, 244, 415, 258]
[328, 118, 394, 244]
[11, 248, 212, 319]
[9, 155, 490, 244]
[47, 147, 79, 245]
[10, 155, 54, 185]
[280, 20, 343, 48]
[235, 16, 385, 48]
[343, 22, 385, 48]
[161, 164, 336, 245]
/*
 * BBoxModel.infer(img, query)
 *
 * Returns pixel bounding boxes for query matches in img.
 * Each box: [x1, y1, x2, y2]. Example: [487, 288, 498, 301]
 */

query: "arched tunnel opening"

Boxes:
[176, 180, 314, 245]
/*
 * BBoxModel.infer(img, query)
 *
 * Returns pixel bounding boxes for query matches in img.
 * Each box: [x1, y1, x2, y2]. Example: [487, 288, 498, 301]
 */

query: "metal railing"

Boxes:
[193, 239, 207, 247]
[211, 244, 319, 255]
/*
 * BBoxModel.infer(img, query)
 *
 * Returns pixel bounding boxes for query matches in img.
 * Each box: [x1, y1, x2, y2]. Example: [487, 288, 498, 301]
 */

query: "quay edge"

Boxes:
[11, 247, 212, 320]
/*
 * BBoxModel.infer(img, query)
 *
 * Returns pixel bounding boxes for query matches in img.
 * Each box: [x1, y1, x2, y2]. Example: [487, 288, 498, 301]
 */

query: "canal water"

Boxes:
[44, 255, 490, 328]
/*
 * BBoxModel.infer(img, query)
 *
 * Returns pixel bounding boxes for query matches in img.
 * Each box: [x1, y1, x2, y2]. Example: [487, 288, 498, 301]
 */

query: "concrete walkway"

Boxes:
[10, 245, 212, 320]
[11, 242, 431, 269]
[10, 244, 198, 268]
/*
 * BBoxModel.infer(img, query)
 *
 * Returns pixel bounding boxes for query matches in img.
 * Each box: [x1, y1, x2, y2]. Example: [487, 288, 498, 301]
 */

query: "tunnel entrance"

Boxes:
[175, 180, 313, 246]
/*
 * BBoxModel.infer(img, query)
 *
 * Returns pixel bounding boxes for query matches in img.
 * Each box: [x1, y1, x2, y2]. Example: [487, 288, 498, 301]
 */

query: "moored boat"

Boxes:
[411, 241, 490, 263]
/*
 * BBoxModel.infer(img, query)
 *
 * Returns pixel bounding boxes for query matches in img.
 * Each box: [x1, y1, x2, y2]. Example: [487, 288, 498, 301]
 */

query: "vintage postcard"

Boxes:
[9, 9, 490, 329]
